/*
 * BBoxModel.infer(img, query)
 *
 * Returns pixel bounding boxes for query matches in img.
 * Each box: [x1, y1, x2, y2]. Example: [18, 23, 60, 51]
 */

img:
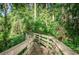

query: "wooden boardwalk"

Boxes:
[0, 33, 78, 55]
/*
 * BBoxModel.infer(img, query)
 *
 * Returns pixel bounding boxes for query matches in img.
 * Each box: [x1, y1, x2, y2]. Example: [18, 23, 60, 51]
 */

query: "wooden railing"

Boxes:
[34, 33, 78, 55]
[0, 34, 34, 55]
[0, 33, 78, 55]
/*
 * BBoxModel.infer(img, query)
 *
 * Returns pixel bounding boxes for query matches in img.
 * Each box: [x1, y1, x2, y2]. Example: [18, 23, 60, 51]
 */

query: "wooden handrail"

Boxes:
[34, 33, 78, 55]
[0, 35, 34, 55]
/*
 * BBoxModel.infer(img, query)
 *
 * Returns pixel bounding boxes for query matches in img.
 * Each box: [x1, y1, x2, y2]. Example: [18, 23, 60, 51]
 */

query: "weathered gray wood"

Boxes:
[34, 33, 78, 55]
[0, 33, 78, 55]
[40, 40, 52, 48]
[22, 42, 34, 55]
[40, 38, 62, 54]
[51, 37, 78, 55]
[0, 36, 34, 55]
[53, 44, 62, 55]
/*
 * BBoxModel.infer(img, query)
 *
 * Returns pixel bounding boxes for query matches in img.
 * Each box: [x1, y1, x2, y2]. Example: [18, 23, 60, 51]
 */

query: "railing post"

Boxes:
[38, 34, 41, 44]
[33, 33, 36, 40]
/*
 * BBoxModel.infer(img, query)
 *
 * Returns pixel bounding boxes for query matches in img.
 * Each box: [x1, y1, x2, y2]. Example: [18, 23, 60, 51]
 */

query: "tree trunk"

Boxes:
[34, 3, 36, 21]
[3, 3, 8, 47]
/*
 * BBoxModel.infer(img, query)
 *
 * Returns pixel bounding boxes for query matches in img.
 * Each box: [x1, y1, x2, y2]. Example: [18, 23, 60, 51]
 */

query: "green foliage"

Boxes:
[0, 3, 79, 53]
[0, 3, 34, 52]
[0, 34, 25, 52]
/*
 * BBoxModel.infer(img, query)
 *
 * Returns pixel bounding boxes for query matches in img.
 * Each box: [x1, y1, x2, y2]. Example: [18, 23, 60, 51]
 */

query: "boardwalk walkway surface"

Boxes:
[0, 33, 78, 55]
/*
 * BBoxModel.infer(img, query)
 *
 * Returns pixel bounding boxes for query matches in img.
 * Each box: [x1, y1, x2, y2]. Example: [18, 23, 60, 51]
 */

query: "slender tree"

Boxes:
[3, 3, 8, 47]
